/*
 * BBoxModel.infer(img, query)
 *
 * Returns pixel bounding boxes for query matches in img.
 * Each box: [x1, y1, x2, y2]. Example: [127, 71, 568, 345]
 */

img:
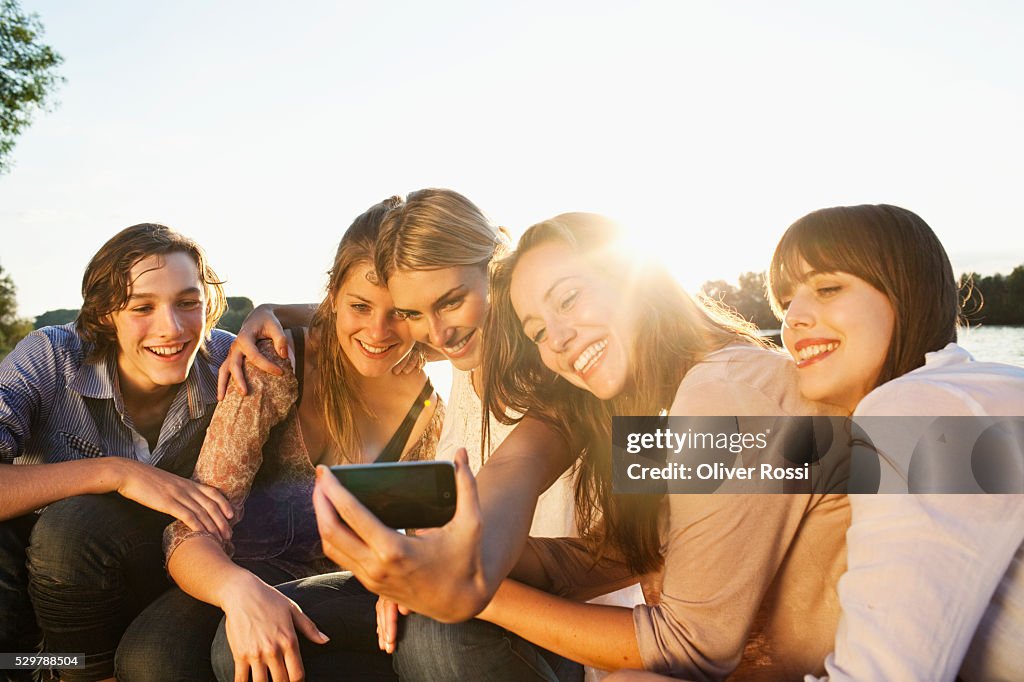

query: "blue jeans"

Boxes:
[0, 515, 42, 682]
[211, 572, 396, 682]
[24, 494, 173, 682]
[116, 560, 301, 682]
[393, 615, 583, 682]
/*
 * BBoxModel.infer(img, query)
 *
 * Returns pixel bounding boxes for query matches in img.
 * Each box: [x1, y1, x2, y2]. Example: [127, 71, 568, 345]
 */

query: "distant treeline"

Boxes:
[32, 297, 256, 334]
[702, 264, 1024, 329]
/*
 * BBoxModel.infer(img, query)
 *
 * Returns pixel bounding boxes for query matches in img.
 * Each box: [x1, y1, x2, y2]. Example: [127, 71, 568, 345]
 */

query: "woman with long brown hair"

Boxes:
[116, 198, 443, 682]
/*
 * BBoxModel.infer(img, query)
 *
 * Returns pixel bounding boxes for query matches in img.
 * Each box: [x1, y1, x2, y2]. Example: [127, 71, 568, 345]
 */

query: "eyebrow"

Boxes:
[519, 276, 573, 328]
[345, 293, 374, 304]
[395, 285, 466, 316]
[127, 287, 202, 301]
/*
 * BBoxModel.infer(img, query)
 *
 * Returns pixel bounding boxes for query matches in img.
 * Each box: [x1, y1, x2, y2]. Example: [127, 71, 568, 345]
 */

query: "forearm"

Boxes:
[167, 534, 255, 609]
[474, 417, 574, 601]
[0, 458, 123, 520]
[480, 579, 642, 671]
[268, 303, 317, 329]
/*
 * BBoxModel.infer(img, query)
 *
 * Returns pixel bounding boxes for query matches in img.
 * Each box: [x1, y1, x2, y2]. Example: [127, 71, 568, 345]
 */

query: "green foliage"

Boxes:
[0, 265, 33, 359]
[217, 297, 255, 334]
[963, 265, 1024, 325]
[0, 0, 64, 174]
[700, 271, 777, 329]
[34, 307, 77, 328]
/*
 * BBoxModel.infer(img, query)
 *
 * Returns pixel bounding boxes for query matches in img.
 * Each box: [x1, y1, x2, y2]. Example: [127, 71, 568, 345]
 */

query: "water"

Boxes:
[957, 326, 1024, 366]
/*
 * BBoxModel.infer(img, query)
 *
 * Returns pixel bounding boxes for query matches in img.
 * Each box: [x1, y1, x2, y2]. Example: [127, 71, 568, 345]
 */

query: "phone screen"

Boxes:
[330, 461, 456, 529]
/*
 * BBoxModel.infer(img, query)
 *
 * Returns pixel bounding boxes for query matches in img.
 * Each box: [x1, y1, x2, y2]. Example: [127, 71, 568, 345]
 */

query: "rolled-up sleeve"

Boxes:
[0, 331, 59, 464]
[163, 342, 297, 562]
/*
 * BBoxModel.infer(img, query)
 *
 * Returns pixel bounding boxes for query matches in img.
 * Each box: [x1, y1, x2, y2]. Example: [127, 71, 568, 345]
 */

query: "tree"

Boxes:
[1, 0, 64, 174]
[217, 297, 255, 334]
[34, 307, 77, 328]
[0, 264, 33, 359]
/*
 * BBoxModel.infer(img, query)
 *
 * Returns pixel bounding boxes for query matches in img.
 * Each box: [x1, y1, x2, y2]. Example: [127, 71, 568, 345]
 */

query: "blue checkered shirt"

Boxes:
[0, 323, 233, 477]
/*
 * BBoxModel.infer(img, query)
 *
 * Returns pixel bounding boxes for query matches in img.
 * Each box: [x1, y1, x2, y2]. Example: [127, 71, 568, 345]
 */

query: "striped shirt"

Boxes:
[0, 323, 233, 477]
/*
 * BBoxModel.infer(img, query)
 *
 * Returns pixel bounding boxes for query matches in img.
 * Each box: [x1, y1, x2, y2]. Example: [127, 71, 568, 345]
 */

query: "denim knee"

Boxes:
[26, 494, 171, 682]
[210, 618, 233, 682]
[0, 516, 41, 662]
[394, 615, 565, 682]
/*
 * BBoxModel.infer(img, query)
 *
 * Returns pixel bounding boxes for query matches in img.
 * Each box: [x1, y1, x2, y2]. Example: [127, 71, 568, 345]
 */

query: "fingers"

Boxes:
[233, 655, 249, 682]
[190, 483, 234, 541]
[451, 448, 482, 529]
[381, 599, 399, 653]
[217, 361, 233, 401]
[312, 481, 368, 570]
[291, 608, 328, 646]
[224, 342, 251, 397]
[314, 466, 396, 553]
[265, 652, 289, 682]
[197, 482, 236, 523]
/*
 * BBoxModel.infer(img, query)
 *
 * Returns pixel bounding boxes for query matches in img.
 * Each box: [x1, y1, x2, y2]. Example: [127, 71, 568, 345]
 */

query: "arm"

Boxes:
[0, 331, 230, 532]
[217, 303, 316, 399]
[480, 579, 643, 671]
[314, 416, 575, 621]
[815, 495, 1024, 682]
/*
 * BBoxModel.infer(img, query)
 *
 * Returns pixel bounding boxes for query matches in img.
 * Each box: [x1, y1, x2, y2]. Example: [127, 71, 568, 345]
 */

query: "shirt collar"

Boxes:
[70, 350, 220, 421]
[923, 342, 973, 369]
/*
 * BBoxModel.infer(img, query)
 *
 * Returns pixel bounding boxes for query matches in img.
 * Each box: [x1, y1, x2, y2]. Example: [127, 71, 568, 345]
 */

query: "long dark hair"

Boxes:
[482, 213, 765, 574]
[767, 204, 960, 387]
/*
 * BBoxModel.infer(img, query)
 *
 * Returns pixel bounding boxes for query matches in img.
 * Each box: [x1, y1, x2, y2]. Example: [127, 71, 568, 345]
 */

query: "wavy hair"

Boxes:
[78, 223, 226, 362]
[482, 213, 766, 574]
[766, 204, 960, 388]
[311, 196, 418, 462]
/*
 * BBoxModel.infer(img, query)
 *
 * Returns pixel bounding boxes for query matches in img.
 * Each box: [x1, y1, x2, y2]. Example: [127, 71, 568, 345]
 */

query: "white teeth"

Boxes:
[148, 344, 184, 356]
[358, 340, 390, 355]
[573, 340, 608, 374]
[447, 331, 473, 353]
[797, 342, 837, 361]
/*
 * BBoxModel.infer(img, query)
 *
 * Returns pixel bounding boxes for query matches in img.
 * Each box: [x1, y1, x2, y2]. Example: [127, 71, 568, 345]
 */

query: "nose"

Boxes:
[366, 310, 391, 342]
[425, 314, 452, 349]
[547, 318, 576, 353]
[156, 305, 184, 337]
[783, 289, 814, 330]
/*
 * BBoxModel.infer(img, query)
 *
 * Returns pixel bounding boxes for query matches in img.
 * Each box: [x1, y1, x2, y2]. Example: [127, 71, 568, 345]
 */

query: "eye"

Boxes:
[394, 310, 417, 321]
[816, 286, 841, 298]
[778, 298, 792, 312]
[529, 327, 547, 344]
[178, 299, 202, 310]
[559, 289, 579, 312]
[131, 305, 153, 314]
[350, 303, 371, 313]
[440, 297, 464, 312]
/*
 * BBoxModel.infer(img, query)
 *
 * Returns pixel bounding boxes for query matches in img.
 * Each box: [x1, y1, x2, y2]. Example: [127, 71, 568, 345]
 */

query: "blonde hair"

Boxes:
[312, 196, 410, 462]
[374, 188, 509, 281]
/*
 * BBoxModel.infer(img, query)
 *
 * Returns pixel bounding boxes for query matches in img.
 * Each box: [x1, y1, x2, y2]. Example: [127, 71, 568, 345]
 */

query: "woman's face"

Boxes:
[780, 259, 895, 412]
[333, 262, 415, 378]
[386, 265, 489, 372]
[510, 241, 636, 400]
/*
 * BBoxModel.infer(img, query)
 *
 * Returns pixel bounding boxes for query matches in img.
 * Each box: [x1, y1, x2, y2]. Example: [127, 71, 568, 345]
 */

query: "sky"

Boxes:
[3, 0, 1023, 321]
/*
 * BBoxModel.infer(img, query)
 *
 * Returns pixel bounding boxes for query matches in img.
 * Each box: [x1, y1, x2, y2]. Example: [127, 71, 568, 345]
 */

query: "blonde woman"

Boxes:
[117, 198, 443, 682]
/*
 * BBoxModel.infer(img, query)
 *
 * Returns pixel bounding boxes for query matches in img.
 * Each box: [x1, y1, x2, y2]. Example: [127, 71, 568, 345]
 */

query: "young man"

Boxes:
[0, 224, 235, 682]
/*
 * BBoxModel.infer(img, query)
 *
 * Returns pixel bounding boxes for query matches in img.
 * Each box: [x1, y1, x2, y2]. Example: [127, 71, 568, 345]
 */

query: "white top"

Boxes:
[811, 343, 1024, 682]
[436, 367, 575, 539]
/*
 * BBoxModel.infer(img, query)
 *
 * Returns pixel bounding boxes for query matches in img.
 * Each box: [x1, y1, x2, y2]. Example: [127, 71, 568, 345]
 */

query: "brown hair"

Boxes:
[766, 204, 959, 388]
[374, 188, 509, 284]
[78, 223, 226, 362]
[482, 213, 766, 574]
[312, 196, 417, 462]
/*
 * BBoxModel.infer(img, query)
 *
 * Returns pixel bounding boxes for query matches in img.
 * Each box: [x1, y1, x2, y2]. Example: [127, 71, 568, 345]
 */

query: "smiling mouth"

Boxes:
[573, 339, 608, 377]
[795, 341, 838, 367]
[146, 342, 188, 358]
[357, 339, 397, 357]
[444, 329, 475, 357]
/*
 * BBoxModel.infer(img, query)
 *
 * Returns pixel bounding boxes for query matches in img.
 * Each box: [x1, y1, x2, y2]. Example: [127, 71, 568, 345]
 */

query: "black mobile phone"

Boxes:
[329, 461, 457, 529]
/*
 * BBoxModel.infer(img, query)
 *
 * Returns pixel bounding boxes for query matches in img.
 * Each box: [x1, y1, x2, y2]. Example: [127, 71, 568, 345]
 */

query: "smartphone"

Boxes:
[329, 460, 456, 529]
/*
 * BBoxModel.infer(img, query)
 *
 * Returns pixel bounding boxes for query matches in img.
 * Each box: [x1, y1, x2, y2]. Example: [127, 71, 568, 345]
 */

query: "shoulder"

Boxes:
[204, 328, 236, 367]
[671, 345, 816, 417]
[1, 324, 85, 375]
[856, 343, 1024, 417]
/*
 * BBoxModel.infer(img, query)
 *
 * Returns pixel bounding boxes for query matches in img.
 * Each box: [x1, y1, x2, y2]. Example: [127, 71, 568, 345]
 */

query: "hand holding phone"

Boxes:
[329, 461, 457, 529]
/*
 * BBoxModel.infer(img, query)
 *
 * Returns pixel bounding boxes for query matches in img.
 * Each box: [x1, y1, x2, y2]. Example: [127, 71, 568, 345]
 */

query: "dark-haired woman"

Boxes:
[768, 204, 1024, 681]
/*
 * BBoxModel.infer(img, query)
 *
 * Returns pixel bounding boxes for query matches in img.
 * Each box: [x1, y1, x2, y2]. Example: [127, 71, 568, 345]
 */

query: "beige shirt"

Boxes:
[531, 345, 849, 681]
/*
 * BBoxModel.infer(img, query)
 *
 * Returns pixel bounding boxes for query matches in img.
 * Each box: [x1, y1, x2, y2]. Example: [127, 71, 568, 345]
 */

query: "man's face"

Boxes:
[108, 251, 207, 395]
